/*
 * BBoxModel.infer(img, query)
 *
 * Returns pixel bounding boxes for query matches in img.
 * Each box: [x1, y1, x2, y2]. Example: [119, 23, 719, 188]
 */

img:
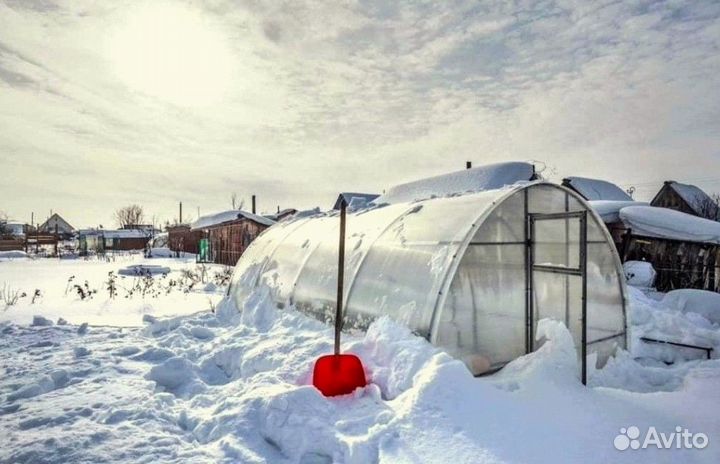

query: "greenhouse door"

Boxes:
[527, 211, 589, 384]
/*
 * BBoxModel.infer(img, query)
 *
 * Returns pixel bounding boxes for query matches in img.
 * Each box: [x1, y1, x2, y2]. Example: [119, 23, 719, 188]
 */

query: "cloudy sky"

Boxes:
[1, 0, 719, 228]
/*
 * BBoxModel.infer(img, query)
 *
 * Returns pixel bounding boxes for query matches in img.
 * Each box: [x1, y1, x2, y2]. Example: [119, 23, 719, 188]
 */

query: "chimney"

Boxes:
[466, 161, 472, 169]
[252, 195, 256, 214]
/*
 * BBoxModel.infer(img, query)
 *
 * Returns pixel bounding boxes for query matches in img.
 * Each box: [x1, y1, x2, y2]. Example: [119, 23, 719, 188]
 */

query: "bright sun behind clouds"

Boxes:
[105, 2, 236, 107]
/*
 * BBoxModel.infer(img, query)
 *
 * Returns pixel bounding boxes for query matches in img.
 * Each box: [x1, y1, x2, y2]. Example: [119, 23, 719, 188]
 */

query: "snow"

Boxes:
[624, 261, 657, 288]
[0, 250, 29, 261]
[662, 290, 720, 325]
[376, 161, 536, 204]
[191, 209, 276, 230]
[1, 259, 720, 463]
[0, 255, 227, 326]
[564, 177, 633, 201]
[619, 205, 720, 244]
[589, 200, 647, 223]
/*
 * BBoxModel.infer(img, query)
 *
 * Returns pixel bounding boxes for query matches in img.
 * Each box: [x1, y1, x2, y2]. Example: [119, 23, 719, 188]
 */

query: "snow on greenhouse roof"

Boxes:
[191, 210, 275, 230]
[563, 177, 632, 201]
[619, 205, 720, 245]
[588, 200, 647, 223]
[376, 162, 536, 204]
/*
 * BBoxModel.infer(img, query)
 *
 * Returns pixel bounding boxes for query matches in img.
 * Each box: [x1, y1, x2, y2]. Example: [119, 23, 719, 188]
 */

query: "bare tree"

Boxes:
[231, 193, 245, 210]
[695, 193, 720, 221]
[115, 204, 145, 228]
[0, 211, 8, 235]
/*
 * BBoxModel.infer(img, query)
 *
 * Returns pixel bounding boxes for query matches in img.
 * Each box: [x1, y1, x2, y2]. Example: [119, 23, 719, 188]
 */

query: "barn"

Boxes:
[191, 210, 275, 266]
[229, 163, 628, 381]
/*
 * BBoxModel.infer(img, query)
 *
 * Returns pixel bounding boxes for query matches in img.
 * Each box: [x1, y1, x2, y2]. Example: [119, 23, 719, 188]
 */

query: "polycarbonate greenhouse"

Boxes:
[229, 181, 628, 378]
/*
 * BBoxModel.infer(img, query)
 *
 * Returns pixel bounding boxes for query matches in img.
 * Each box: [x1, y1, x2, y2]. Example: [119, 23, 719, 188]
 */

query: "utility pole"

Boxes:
[179, 202, 183, 224]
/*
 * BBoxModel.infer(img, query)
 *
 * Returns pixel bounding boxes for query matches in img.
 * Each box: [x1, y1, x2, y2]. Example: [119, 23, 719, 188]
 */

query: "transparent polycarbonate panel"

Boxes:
[436, 244, 526, 374]
[586, 240, 627, 347]
[383, 189, 505, 245]
[345, 242, 455, 336]
[533, 218, 581, 269]
[291, 203, 416, 324]
[230, 218, 310, 307]
[528, 184, 568, 214]
[344, 203, 414, 280]
[470, 189, 526, 243]
[532, 271, 580, 339]
[259, 217, 337, 307]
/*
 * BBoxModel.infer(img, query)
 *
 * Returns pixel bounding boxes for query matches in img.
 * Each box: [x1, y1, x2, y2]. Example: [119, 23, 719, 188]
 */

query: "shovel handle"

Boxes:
[335, 198, 347, 355]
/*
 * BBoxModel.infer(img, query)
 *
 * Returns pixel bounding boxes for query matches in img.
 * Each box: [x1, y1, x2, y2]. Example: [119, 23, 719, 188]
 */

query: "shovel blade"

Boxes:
[312, 354, 367, 397]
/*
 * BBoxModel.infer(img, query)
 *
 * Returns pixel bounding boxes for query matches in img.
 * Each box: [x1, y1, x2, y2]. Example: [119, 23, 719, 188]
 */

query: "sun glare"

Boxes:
[106, 2, 236, 106]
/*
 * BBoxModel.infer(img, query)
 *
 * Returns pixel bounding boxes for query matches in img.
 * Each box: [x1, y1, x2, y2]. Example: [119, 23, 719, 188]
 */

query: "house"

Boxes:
[38, 213, 75, 238]
[650, 181, 719, 220]
[78, 229, 151, 255]
[0, 221, 25, 252]
[332, 193, 379, 210]
[190, 210, 275, 266]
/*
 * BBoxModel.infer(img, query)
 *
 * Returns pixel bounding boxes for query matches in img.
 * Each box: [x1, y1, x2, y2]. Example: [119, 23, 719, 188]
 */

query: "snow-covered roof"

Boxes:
[588, 200, 647, 223]
[563, 177, 632, 201]
[78, 229, 150, 239]
[376, 161, 536, 204]
[191, 210, 275, 230]
[619, 206, 720, 245]
[666, 181, 717, 217]
[102, 229, 150, 239]
[333, 193, 380, 210]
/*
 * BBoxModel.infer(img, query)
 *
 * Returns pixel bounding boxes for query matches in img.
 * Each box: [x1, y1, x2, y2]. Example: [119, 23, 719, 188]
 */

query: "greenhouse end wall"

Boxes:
[229, 182, 628, 377]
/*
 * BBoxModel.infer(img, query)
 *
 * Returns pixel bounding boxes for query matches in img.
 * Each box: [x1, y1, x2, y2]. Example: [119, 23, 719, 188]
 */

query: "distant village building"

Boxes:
[38, 213, 75, 239]
[78, 229, 151, 255]
[190, 210, 275, 266]
[650, 181, 719, 220]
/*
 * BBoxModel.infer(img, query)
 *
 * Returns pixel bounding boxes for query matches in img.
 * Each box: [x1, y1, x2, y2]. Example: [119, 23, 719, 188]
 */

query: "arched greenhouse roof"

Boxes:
[230, 181, 628, 375]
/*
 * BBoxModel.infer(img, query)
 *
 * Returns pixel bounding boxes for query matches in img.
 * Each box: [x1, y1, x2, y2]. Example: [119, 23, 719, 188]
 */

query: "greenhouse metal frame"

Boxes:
[229, 181, 628, 382]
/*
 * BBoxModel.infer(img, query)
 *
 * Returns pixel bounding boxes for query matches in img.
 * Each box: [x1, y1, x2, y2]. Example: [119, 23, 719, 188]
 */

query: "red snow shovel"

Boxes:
[312, 199, 367, 397]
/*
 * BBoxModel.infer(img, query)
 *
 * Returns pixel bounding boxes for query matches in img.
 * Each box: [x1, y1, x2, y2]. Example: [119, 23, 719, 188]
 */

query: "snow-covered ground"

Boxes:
[0, 252, 227, 326]
[1, 258, 719, 463]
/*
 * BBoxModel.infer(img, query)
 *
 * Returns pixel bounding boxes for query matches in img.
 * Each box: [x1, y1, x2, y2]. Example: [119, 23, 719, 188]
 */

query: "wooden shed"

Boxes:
[650, 181, 719, 220]
[167, 224, 203, 255]
[191, 210, 275, 266]
[78, 229, 150, 255]
[616, 206, 720, 292]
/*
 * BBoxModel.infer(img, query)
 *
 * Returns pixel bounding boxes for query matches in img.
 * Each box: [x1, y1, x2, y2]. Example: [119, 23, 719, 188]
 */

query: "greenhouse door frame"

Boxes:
[526, 210, 589, 385]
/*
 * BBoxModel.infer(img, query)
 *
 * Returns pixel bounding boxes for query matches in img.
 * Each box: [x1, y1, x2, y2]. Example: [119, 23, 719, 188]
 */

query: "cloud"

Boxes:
[0, 0, 719, 227]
